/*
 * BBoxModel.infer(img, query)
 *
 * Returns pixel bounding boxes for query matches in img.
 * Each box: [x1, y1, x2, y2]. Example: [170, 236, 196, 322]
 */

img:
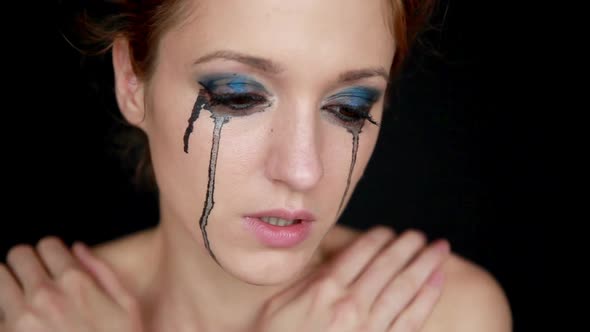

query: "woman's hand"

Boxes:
[0, 237, 143, 332]
[255, 227, 450, 332]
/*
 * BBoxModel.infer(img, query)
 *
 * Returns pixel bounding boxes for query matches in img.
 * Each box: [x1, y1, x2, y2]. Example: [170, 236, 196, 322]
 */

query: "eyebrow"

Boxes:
[193, 50, 389, 82]
[193, 50, 284, 74]
[338, 68, 389, 83]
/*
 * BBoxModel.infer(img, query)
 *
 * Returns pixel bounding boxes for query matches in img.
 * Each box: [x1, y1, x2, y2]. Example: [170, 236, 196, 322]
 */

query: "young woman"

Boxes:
[0, 0, 511, 331]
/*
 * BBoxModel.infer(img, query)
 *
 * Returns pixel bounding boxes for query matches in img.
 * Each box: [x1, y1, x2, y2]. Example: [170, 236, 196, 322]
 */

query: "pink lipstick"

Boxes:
[242, 209, 315, 248]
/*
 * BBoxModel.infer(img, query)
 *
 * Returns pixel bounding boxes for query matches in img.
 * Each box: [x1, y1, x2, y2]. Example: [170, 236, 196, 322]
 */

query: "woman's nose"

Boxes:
[264, 106, 324, 192]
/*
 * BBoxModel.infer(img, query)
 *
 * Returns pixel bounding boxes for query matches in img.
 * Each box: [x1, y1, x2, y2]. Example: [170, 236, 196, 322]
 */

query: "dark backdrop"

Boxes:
[2, 1, 552, 331]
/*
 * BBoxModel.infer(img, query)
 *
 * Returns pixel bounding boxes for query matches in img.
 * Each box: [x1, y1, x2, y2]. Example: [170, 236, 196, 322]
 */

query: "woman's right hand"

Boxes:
[0, 238, 143, 332]
[255, 227, 450, 332]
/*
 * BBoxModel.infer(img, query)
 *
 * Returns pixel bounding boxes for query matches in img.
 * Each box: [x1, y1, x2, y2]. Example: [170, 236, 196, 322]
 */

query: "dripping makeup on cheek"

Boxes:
[320, 86, 382, 215]
[182, 73, 273, 264]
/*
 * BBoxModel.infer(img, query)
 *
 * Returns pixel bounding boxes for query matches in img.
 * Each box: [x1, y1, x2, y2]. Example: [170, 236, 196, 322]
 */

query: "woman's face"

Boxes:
[140, 0, 394, 284]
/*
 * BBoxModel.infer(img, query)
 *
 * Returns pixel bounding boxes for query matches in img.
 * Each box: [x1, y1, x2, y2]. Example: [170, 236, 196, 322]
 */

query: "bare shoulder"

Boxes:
[90, 228, 158, 296]
[422, 254, 512, 332]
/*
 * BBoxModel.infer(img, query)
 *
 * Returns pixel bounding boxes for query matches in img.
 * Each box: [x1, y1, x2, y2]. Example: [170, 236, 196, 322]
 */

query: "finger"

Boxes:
[36, 236, 79, 278]
[58, 267, 114, 314]
[6, 245, 50, 294]
[351, 230, 426, 310]
[388, 270, 444, 332]
[72, 242, 135, 310]
[0, 263, 25, 321]
[368, 240, 450, 331]
[328, 226, 394, 286]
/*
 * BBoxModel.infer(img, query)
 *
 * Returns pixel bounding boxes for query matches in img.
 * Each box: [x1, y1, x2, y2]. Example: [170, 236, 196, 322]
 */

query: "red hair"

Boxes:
[76, 0, 438, 188]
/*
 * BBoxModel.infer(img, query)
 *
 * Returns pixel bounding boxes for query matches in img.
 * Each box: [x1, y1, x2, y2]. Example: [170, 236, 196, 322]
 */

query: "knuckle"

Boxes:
[377, 289, 398, 309]
[30, 281, 56, 305]
[354, 237, 381, 257]
[12, 311, 40, 331]
[315, 276, 338, 292]
[333, 295, 360, 318]
[59, 268, 91, 290]
[377, 277, 419, 310]
[397, 273, 420, 293]
[313, 276, 343, 302]
[373, 250, 396, 270]
[331, 298, 361, 327]
[396, 315, 420, 332]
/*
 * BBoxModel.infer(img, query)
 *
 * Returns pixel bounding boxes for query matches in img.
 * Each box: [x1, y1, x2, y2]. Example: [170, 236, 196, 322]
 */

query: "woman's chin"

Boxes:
[221, 249, 313, 286]
[238, 273, 294, 286]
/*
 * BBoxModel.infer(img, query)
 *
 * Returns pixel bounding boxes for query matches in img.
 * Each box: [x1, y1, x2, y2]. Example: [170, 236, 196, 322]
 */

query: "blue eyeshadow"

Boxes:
[325, 87, 381, 107]
[199, 74, 268, 94]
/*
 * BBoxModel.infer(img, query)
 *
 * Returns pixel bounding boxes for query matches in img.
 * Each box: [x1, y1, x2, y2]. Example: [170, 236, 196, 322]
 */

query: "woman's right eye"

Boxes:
[210, 93, 268, 111]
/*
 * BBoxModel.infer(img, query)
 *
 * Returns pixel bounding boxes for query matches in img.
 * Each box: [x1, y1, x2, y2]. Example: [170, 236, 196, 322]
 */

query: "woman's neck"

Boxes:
[93, 206, 349, 331]
[143, 216, 303, 332]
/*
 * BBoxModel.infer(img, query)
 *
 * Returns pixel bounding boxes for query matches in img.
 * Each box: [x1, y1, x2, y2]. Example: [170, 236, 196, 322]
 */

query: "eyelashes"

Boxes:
[321, 87, 381, 127]
[198, 74, 380, 126]
[206, 91, 378, 126]
[209, 92, 269, 110]
[321, 104, 378, 126]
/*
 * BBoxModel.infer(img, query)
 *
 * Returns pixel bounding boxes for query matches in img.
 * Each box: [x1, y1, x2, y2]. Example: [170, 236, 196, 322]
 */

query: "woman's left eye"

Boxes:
[322, 104, 372, 123]
[210, 93, 268, 110]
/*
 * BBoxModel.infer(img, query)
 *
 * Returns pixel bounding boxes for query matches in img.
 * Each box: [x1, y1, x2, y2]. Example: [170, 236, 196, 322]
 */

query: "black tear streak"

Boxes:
[337, 124, 364, 216]
[183, 91, 209, 153]
[199, 114, 230, 264]
[183, 88, 233, 265]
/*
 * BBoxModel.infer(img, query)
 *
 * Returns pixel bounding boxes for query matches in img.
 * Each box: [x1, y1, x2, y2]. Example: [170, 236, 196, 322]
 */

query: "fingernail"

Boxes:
[427, 270, 445, 287]
[72, 241, 89, 255]
[371, 226, 392, 239]
[434, 239, 450, 254]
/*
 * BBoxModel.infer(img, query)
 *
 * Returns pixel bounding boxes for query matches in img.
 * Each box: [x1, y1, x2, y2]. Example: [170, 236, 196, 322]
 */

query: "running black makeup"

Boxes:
[183, 73, 272, 263]
[323, 86, 381, 215]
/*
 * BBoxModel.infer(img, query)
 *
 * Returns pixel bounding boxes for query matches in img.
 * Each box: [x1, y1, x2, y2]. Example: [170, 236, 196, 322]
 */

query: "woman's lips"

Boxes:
[241, 209, 315, 248]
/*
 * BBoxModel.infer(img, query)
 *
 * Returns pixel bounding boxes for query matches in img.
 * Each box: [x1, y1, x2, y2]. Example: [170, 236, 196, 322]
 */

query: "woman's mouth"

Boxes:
[242, 209, 315, 248]
[259, 216, 302, 226]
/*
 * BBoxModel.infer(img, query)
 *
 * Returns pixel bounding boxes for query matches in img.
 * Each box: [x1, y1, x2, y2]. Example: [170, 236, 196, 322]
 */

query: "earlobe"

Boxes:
[112, 38, 146, 127]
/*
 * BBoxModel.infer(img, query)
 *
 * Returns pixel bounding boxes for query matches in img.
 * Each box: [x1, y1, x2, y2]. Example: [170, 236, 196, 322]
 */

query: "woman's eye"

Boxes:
[211, 93, 268, 110]
[323, 105, 369, 123]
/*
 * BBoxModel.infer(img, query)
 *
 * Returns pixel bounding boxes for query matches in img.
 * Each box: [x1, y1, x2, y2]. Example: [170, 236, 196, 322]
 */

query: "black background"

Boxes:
[1, 1, 552, 331]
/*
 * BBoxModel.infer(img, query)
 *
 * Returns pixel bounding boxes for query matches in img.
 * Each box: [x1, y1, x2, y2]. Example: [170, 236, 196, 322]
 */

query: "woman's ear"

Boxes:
[112, 38, 146, 127]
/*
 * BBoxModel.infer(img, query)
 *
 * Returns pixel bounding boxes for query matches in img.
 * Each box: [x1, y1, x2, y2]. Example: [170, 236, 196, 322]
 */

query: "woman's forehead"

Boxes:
[160, 0, 395, 76]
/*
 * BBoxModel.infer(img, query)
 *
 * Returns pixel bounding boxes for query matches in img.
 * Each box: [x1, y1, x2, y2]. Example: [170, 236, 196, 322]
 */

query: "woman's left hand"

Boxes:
[0, 237, 144, 332]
